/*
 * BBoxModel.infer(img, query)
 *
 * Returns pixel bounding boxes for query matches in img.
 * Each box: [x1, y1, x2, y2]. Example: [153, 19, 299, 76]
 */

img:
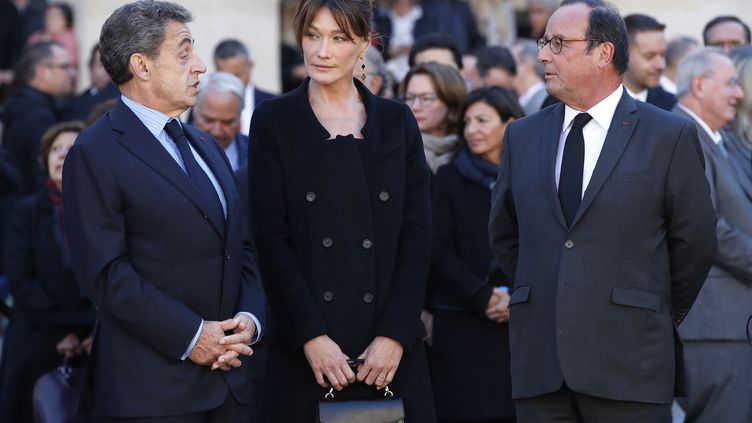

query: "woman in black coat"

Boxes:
[248, 1, 434, 421]
[430, 87, 523, 423]
[0, 120, 95, 423]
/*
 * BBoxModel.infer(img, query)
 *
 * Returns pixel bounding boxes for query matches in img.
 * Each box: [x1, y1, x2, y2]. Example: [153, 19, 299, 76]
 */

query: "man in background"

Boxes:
[660, 36, 699, 95]
[623, 13, 676, 110]
[703, 15, 750, 54]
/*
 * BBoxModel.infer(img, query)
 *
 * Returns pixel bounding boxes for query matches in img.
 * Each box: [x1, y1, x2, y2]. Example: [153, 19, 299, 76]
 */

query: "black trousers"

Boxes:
[97, 391, 251, 423]
[515, 383, 671, 423]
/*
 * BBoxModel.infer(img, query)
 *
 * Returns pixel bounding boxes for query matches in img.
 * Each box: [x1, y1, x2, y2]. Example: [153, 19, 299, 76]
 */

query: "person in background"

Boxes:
[512, 39, 546, 115]
[519, 0, 557, 40]
[467, 0, 517, 47]
[193, 72, 247, 171]
[476, 45, 516, 89]
[403, 61, 467, 173]
[248, 0, 435, 420]
[28, 2, 78, 83]
[0, 120, 95, 423]
[374, 0, 439, 62]
[213, 39, 274, 136]
[660, 36, 698, 95]
[673, 47, 751, 423]
[430, 86, 522, 423]
[703, 15, 750, 54]
[622, 14, 676, 111]
[0, 0, 46, 96]
[728, 45, 752, 183]
[66, 43, 119, 120]
[409, 33, 464, 71]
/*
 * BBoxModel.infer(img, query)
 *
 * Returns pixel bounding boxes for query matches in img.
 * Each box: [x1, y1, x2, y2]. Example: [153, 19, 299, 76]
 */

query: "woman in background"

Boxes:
[430, 87, 523, 423]
[0, 121, 94, 423]
[403, 61, 467, 173]
[28, 2, 78, 82]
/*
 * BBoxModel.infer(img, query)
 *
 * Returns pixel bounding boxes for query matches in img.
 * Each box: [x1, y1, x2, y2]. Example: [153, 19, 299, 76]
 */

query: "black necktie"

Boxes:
[164, 119, 225, 235]
[559, 112, 592, 226]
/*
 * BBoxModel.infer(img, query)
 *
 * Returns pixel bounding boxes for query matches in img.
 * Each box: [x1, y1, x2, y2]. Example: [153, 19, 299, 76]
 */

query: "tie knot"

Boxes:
[164, 119, 185, 141]
[571, 113, 592, 130]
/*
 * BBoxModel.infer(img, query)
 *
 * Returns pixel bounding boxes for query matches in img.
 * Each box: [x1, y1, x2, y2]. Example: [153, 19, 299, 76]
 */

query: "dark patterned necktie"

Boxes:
[164, 119, 225, 235]
[559, 112, 592, 226]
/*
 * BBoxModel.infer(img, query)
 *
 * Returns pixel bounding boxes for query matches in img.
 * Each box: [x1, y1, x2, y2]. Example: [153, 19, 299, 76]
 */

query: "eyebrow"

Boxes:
[308, 24, 347, 35]
[178, 37, 193, 49]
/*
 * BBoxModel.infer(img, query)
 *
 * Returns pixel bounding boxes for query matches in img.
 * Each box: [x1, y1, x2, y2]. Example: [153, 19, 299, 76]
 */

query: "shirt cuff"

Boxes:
[238, 312, 262, 345]
[181, 319, 203, 361]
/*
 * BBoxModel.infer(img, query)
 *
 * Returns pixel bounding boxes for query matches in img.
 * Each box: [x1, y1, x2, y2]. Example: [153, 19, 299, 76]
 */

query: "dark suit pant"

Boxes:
[677, 341, 752, 423]
[97, 392, 252, 423]
[515, 384, 671, 423]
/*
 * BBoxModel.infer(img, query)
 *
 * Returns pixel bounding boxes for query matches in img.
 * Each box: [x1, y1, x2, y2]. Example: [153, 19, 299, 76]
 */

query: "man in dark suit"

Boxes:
[62, 2, 264, 421]
[65, 43, 119, 121]
[489, 1, 717, 421]
[212, 39, 274, 136]
[622, 14, 676, 111]
[672, 47, 752, 423]
[193, 72, 248, 171]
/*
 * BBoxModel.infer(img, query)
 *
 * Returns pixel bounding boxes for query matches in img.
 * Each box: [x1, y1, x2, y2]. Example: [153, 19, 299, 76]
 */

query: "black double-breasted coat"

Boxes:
[248, 78, 435, 421]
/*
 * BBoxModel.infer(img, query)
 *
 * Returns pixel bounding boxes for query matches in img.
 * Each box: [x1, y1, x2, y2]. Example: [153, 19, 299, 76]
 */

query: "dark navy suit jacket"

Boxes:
[62, 100, 265, 418]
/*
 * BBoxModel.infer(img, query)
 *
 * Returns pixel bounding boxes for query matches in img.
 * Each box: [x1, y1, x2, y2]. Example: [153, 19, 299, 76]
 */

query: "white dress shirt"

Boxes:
[239, 82, 256, 136]
[660, 75, 677, 95]
[555, 85, 624, 198]
[625, 86, 648, 102]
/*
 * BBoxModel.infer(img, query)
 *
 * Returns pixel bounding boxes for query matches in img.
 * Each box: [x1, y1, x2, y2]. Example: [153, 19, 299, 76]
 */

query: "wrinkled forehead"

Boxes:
[162, 21, 193, 49]
[545, 4, 591, 38]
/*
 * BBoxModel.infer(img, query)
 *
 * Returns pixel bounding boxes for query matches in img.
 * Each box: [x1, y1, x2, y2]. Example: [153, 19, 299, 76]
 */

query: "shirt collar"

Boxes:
[562, 84, 623, 133]
[625, 86, 648, 102]
[677, 103, 723, 145]
[120, 94, 176, 140]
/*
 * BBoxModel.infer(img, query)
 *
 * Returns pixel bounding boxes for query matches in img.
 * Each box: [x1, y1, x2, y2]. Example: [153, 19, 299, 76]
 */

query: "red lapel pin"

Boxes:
[622, 120, 630, 126]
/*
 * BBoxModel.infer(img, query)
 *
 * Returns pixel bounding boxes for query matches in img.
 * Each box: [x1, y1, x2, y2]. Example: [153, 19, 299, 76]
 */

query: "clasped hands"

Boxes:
[303, 335, 403, 392]
[486, 287, 510, 323]
[188, 313, 256, 371]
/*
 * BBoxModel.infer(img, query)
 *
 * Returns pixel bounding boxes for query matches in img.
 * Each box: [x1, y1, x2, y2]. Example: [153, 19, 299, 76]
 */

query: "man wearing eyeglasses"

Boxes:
[703, 16, 750, 54]
[489, 0, 716, 421]
[672, 47, 752, 423]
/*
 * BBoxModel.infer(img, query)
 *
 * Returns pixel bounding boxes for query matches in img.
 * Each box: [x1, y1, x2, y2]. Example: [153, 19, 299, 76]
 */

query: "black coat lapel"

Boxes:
[542, 104, 568, 229]
[571, 91, 637, 227]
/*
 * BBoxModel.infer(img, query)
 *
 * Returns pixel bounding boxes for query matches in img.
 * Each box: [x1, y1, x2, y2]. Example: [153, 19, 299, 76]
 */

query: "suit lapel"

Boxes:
[541, 104, 568, 229]
[571, 92, 637, 227]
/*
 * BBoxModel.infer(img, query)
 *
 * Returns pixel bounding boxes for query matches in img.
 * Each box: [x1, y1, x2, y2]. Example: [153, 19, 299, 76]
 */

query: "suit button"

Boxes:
[378, 191, 390, 202]
[363, 292, 374, 304]
[564, 239, 574, 249]
[323, 291, 334, 302]
[202, 213, 209, 220]
[322, 237, 334, 248]
[305, 192, 316, 202]
[225, 251, 231, 260]
[362, 239, 373, 249]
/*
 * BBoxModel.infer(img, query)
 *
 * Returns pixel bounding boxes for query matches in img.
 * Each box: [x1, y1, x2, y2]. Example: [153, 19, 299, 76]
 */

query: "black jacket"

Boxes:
[248, 78, 435, 421]
[647, 86, 677, 111]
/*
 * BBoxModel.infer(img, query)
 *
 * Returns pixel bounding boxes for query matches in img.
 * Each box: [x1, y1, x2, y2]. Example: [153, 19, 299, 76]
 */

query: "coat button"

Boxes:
[362, 239, 373, 249]
[305, 192, 316, 202]
[363, 292, 374, 304]
[322, 237, 334, 248]
[378, 191, 390, 202]
[323, 291, 334, 302]
[564, 239, 574, 249]
[225, 251, 231, 260]
[202, 213, 209, 220]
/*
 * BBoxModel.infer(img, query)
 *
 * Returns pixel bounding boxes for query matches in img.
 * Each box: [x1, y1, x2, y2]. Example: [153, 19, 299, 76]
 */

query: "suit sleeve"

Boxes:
[489, 126, 519, 284]
[431, 167, 493, 316]
[236, 198, 267, 333]
[247, 104, 328, 350]
[374, 105, 432, 352]
[63, 142, 202, 360]
[664, 122, 717, 325]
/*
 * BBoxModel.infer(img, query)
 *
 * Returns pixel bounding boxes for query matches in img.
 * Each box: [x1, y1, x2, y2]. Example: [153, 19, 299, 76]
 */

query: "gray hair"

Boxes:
[364, 47, 387, 80]
[194, 71, 245, 114]
[733, 49, 752, 148]
[99, 1, 193, 85]
[666, 36, 699, 69]
[675, 47, 725, 98]
[514, 39, 545, 79]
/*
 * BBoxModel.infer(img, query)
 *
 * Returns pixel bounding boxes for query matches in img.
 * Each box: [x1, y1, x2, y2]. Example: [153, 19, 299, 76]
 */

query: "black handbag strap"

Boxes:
[324, 385, 395, 400]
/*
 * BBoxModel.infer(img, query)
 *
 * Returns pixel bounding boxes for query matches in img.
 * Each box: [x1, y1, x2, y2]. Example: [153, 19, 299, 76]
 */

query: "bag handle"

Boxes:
[324, 385, 394, 401]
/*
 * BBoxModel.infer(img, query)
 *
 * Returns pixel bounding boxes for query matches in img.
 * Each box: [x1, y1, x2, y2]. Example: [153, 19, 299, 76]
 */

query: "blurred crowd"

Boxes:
[0, 0, 751, 422]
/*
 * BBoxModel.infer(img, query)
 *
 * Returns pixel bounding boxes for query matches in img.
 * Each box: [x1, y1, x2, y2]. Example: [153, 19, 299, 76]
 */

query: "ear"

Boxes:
[690, 75, 705, 99]
[129, 53, 151, 82]
[596, 41, 615, 70]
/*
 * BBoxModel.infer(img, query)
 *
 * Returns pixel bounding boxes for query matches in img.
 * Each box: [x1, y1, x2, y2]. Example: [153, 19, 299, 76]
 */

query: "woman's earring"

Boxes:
[360, 58, 367, 81]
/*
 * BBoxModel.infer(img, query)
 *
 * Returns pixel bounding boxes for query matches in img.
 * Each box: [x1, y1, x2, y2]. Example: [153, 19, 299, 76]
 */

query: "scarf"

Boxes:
[454, 147, 499, 190]
[422, 132, 461, 173]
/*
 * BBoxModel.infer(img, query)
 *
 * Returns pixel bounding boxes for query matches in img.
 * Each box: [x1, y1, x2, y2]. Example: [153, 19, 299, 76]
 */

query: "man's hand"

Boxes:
[212, 313, 256, 370]
[421, 310, 434, 346]
[56, 332, 82, 358]
[81, 335, 94, 355]
[356, 336, 403, 390]
[486, 288, 510, 323]
[303, 335, 355, 391]
[188, 319, 238, 366]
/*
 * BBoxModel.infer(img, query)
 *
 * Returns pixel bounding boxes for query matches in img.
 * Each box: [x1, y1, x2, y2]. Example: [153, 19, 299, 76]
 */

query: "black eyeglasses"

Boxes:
[537, 37, 600, 54]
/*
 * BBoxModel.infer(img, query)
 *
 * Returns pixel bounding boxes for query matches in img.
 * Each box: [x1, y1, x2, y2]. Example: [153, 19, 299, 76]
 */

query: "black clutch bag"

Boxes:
[32, 360, 91, 423]
[316, 385, 405, 423]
